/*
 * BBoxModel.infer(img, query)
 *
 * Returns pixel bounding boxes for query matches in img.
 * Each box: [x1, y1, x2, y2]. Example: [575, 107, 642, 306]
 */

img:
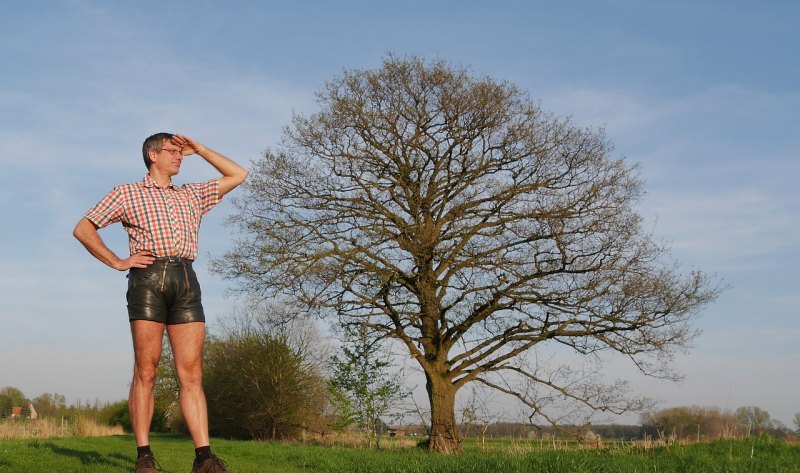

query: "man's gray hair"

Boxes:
[142, 132, 174, 169]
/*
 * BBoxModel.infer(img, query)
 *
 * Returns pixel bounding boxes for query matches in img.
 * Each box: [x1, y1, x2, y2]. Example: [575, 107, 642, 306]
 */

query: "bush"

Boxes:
[641, 406, 744, 440]
[203, 309, 329, 440]
[98, 400, 131, 432]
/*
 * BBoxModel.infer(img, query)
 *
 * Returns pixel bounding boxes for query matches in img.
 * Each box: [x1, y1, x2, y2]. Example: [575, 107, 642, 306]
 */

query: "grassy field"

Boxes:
[0, 434, 798, 473]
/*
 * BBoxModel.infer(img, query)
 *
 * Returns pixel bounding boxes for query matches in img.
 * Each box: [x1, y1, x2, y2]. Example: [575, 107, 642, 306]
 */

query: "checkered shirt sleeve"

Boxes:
[84, 186, 125, 229]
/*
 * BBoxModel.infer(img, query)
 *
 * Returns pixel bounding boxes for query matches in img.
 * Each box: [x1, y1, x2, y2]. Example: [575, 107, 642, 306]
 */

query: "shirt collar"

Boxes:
[143, 173, 176, 189]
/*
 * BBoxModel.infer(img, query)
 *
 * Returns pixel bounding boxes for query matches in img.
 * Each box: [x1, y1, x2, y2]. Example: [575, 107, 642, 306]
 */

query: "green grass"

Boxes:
[0, 434, 798, 473]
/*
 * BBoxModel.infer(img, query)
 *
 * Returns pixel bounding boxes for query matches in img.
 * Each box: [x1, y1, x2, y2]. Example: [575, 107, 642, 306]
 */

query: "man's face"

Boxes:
[150, 139, 184, 176]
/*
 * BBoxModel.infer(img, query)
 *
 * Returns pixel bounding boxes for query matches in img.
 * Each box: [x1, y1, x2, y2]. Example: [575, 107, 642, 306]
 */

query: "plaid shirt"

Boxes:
[85, 174, 221, 260]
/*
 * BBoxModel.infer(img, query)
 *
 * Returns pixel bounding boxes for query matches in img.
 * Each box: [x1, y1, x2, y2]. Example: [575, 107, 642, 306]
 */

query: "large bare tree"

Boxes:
[213, 56, 720, 453]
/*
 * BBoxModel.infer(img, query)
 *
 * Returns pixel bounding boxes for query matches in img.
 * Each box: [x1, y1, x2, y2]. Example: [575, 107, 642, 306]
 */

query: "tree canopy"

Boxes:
[213, 55, 720, 453]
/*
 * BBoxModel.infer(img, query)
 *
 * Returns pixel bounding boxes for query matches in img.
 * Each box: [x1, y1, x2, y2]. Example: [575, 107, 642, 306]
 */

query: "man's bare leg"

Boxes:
[129, 320, 166, 447]
[167, 321, 210, 448]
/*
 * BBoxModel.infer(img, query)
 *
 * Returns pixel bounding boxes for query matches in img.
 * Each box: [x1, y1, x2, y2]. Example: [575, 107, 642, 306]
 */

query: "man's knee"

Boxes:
[135, 362, 159, 381]
[176, 362, 203, 388]
[132, 359, 160, 386]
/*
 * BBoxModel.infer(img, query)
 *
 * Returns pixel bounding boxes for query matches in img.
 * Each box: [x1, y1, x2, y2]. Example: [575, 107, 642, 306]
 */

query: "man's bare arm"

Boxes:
[73, 218, 154, 271]
[171, 134, 249, 197]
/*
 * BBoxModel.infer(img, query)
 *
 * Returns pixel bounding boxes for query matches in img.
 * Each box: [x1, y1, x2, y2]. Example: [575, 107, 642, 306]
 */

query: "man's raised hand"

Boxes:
[170, 134, 205, 157]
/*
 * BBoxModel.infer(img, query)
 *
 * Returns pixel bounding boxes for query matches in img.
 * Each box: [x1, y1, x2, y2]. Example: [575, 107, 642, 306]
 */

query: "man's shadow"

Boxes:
[27, 441, 133, 471]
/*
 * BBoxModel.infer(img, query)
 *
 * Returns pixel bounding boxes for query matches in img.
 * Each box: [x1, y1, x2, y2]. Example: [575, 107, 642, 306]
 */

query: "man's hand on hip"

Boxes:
[116, 251, 156, 271]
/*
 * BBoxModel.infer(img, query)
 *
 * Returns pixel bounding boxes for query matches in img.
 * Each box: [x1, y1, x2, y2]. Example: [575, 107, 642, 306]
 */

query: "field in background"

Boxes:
[0, 418, 123, 440]
[1, 434, 799, 473]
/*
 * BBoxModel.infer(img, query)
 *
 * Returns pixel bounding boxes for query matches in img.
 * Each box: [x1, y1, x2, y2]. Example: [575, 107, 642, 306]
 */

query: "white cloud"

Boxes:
[642, 187, 798, 272]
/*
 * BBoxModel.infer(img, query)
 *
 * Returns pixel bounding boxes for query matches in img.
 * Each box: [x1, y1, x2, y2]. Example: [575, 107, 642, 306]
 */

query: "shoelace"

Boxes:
[195, 455, 228, 472]
[208, 455, 228, 471]
[137, 455, 162, 471]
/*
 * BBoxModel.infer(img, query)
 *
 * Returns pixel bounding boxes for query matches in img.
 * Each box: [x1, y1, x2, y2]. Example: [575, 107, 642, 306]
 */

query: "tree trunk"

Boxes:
[425, 371, 462, 454]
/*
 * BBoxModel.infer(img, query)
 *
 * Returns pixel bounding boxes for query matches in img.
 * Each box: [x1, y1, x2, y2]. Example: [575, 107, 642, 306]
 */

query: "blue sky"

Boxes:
[1, 0, 797, 427]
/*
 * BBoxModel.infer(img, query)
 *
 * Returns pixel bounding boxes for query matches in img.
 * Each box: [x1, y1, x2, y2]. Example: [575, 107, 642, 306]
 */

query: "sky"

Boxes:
[1, 0, 798, 427]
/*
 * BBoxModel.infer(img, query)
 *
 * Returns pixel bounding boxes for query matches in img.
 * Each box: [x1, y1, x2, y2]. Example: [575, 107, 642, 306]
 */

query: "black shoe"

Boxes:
[191, 453, 230, 473]
[135, 454, 161, 473]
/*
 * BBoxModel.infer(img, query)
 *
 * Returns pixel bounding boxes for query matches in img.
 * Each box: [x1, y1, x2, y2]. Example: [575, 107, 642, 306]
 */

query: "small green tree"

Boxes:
[0, 387, 29, 418]
[736, 406, 772, 436]
[640, 405, 745, 440]
[328, 323, 405, 448]
[31, 393, 67, 419]
[793, 413, 800, 434]
[98, 400, 132, 431]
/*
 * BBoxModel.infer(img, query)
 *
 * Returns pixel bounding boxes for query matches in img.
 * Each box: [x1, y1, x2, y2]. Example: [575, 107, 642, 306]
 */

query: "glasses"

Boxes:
[160, 148, 183, 156]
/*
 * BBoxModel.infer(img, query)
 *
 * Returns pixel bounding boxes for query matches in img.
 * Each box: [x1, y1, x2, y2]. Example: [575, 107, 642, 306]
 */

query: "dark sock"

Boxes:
[194, 446, 212, 465]
[137, 445, 153, 459]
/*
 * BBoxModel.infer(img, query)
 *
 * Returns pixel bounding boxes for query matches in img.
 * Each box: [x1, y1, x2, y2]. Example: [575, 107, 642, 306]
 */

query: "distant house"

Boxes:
[581, 429, 602, 447]
[8, 405, 37, 420]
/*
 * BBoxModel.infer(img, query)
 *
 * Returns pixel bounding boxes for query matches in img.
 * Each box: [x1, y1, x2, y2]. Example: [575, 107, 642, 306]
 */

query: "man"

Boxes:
[73, 133, 248, 473]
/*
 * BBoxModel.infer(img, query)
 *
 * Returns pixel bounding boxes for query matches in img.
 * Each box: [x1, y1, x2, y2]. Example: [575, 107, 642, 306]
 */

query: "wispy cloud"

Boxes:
[539, 83, 800, 275]
[643, 187, 798, 271]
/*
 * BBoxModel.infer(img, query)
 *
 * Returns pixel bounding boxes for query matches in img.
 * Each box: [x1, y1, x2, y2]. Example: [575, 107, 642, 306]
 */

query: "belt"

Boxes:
[153, 256, 194, 264]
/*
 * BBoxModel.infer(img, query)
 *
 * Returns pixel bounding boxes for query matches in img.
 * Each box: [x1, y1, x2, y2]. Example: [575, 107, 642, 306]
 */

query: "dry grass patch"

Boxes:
[310, 431, 420, 449]
[0, 417, 123, 440]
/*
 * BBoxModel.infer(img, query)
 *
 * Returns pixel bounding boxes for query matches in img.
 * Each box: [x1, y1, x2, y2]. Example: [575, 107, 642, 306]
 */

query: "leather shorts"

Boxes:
[126, 257, 205, 324]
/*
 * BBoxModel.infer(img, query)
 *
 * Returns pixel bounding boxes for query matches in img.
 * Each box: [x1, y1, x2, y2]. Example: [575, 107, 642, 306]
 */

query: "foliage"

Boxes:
[735, 406, 772, 435]
[151, 337, 185, 433]
[0, 386, 29, 418]
[203, 304, 329, 440]
[30, 392, 67, 419]
[97, 400, 132, 432]
[328, 323, 406, 447]
[641, 405, 792, 440]
[1, 386, 132, 432]
[213, 55, 721, 452]
[641, 406, 743, 440]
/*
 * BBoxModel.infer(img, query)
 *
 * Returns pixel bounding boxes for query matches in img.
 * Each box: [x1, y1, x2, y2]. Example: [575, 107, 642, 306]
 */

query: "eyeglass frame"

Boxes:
[159, 147, 183, 156]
